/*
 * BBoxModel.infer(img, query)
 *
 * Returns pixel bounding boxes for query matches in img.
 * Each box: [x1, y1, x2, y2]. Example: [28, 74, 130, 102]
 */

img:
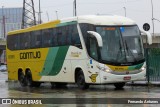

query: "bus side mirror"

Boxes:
[87, 31, 103, 47]
[140, 30, 152, 45]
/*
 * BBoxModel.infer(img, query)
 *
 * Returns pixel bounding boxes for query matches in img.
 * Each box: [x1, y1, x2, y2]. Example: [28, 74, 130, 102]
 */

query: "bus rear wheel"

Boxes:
[114, 82, 125, 89]
[18, 72, 27, 87]
[76, 71, 89, 90]
[26, 71, 41, 87]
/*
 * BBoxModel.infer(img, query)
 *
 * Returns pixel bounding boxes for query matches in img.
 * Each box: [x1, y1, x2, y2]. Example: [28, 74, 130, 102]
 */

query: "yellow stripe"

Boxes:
[107, 64, 128, 71]
[8, 20, 61, 35]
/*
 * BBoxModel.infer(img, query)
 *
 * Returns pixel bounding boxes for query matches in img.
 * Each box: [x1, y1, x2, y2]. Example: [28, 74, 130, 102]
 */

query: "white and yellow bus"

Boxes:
[6, 15, 152, 89]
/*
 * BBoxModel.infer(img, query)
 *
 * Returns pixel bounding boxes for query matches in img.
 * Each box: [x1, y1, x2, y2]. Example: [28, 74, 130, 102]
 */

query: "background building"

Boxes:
[0, 7, 23, 64]
[0, 7, 23, 39]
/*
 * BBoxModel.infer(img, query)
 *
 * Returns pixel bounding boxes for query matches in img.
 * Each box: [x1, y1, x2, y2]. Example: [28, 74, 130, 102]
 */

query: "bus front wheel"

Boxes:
[114, 82, 125, 89]
[76, 71, 89, 90]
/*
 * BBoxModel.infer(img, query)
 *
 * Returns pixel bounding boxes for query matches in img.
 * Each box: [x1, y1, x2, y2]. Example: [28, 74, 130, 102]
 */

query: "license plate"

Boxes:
[123, 76, 131, 80]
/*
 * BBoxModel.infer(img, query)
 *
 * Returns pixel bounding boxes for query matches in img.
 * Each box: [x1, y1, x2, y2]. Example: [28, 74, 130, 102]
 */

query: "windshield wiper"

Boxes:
[125, 40, 137, 62]
[116, 40, 122, 61]
[116, 40, 127, 62]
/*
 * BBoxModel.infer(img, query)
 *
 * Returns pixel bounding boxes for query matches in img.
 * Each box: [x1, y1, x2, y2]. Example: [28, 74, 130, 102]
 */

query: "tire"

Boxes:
[76, 71, 89, 90]
[18, 72, 27, 87]
[26, 70, 41, 87]
[114, 82, 125, 89]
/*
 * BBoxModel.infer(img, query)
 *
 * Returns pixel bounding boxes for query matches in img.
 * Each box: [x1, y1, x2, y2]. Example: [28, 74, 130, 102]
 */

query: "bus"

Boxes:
[6, 15, 152, 89]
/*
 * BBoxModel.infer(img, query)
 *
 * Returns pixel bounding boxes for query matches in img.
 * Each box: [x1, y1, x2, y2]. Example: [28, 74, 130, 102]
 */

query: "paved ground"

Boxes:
[0, 71, 160, 107]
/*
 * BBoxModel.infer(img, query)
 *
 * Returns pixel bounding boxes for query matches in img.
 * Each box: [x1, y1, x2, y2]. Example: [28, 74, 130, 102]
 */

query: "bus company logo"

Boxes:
[2, 99, 11, 104]
[71, 52, 81, 57]
[20, 51, 41, 59]
[89, 74, 98, 83]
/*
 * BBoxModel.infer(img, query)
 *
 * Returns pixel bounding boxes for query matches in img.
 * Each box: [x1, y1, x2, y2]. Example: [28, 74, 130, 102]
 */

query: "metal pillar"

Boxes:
[73, 0, 77, 16]
[22, 0, 36, 29]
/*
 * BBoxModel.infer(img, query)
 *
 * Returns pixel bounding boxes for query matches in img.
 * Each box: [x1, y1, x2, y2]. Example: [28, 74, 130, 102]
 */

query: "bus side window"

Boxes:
[79, 23, 95, 51]
[66, 26, 72, 45]
[31, 31, 42, 48]
[57, 28, 62, 46]
[57, 26, 66, 46]
[52, 28, 58, 46]
[20, 33, 30, 49]
[42, 29, 52, 47]
[14, 35, 20, 50]
[71, 24, 82, 49]
[7, 34, 19, 50]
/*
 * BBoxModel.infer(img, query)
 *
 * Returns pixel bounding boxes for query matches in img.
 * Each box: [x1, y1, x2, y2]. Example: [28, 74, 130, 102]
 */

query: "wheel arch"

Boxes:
[74, 67, 84, 83]
[25, 68, 31, 74]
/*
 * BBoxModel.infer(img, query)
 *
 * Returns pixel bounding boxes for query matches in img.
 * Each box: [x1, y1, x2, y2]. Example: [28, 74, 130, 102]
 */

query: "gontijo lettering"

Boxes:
[20, 51, 41, 59]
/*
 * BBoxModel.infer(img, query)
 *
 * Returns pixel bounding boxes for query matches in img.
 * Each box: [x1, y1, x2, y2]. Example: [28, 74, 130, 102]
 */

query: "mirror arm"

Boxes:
[87, 31, 103, 47]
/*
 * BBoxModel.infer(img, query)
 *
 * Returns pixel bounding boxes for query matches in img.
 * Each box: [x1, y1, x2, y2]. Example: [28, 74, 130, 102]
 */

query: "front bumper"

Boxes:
[99, 70, 146, 84]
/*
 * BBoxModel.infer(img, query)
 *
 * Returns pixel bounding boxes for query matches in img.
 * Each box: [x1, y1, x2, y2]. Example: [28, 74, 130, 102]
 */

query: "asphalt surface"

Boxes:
[0, 71, 160, 107]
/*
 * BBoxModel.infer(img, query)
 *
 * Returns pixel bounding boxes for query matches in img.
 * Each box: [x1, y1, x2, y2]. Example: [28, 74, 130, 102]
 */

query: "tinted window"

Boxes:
[71, 24, 80, 45]
[66, 26, 72, 45]
[80, 23, 94, 44]
[7, 24, 82, 50]
[42, 29, 53, 47]
[20, 33, 30, 49]
[57, 27, 66, 46]
[7, 34, 20, 50]
[31, 30, 42, 48]
[52, 28, 58, 46]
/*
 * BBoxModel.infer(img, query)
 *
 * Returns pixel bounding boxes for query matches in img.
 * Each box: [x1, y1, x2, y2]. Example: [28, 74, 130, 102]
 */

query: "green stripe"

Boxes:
[40, 46, 69, 76]
[128, 63, 144, 71]
[56, 21, 77, 27]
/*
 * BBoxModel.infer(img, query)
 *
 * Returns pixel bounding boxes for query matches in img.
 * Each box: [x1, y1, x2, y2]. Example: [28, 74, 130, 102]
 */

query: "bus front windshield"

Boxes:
[96, 26, 144, 64]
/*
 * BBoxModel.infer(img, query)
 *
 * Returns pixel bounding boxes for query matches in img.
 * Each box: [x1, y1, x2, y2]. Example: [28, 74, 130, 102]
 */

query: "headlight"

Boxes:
[139, 62, 146, 72]
[105, 69, 110, 72]
[140, 65, 146, 71]
[97, 65, 111, 73]
[141, 67, 145, 71]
